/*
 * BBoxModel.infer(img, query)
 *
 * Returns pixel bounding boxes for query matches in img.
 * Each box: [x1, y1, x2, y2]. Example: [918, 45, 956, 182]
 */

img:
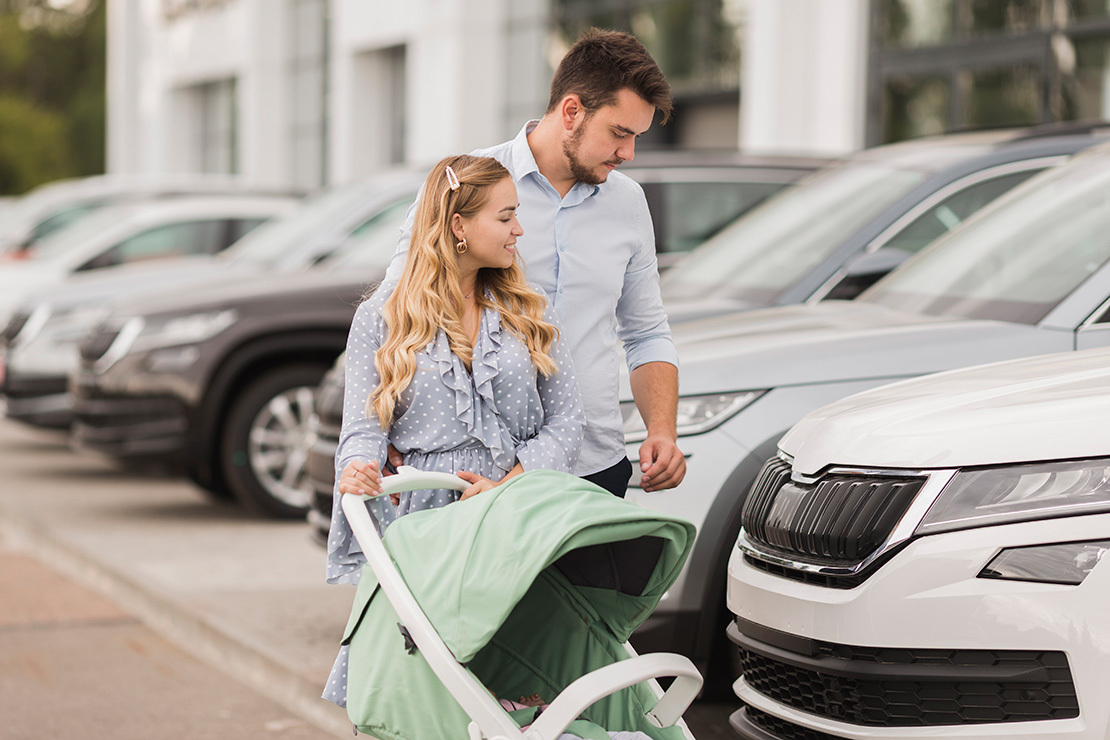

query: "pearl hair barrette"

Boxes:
[445, 165, 460, 191]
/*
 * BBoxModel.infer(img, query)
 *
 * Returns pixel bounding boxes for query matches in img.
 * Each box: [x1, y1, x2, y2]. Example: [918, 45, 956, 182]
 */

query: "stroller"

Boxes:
[339, 467, 703, 740]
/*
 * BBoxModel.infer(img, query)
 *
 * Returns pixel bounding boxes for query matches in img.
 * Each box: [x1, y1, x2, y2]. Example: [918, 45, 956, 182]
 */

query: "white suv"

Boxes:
[726, 346, 1110, 740]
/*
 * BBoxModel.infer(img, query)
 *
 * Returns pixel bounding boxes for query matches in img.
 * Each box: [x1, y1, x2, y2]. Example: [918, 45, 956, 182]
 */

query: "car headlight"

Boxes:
[917, 457, 1110, 535]
[133, 309, 238, 352]
[621, 390, 765, 443]
[39, 304, 113, 344]
[979, 539, 1110, 585]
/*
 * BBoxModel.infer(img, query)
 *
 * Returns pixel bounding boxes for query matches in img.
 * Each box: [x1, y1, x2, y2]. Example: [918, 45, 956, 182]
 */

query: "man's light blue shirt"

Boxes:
[385, 121, 678, 476]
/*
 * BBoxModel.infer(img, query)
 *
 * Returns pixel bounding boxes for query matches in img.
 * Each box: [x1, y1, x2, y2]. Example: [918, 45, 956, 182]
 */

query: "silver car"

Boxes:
[622, 140, 1110, 694]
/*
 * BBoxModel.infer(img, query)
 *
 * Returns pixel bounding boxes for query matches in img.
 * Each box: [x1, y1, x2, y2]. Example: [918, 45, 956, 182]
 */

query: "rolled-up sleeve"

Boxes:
[616, 198, 679, 373]
[515, 303, 586, 473]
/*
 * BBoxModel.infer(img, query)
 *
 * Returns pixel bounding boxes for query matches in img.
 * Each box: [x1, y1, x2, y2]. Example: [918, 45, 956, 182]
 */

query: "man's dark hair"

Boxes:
[547, 28, 673, 124]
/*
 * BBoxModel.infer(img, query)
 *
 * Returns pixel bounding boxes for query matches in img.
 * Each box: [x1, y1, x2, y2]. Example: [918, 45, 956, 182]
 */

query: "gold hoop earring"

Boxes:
[456, 239, 468, 254]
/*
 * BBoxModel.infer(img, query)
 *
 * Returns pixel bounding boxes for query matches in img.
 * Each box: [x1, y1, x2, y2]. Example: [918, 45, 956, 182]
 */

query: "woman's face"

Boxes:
[454, 177, 523, 273]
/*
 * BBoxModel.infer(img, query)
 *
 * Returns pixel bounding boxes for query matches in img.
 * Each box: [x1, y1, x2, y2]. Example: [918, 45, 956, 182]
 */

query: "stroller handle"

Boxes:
[365, 465, 470, 498]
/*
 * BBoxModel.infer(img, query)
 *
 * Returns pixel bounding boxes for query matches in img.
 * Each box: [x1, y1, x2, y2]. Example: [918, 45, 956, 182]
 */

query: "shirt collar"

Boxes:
[510, 120, 602, 201]
[508, 121, 542, 183]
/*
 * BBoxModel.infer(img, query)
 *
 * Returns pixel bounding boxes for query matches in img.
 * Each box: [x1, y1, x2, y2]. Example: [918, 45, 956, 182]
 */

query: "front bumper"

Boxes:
[725, 513, 1110, 740]
[1, 370, 72, 428]
[70, 369, 190, 460]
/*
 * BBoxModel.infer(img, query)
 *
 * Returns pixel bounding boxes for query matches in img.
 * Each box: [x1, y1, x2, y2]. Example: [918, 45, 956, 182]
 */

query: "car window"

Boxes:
[880, 169, 1042, 254]
[652, 181, 787, 255]
[660, 162, 925, 305]
[32, 202, 105, 243]
[223, 180, 389, 268]
[861, 153, 1110, 325]
[323, 198, 412, 270]
[77, 219, 229, 271]
[228, 218, 267, 246]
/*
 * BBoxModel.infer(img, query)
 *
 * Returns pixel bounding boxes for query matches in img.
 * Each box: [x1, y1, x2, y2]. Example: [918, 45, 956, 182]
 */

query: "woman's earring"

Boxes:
[456, 238, 468, 254]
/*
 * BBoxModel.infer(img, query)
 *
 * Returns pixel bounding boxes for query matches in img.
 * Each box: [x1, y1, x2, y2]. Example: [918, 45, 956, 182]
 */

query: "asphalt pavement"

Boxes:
[0, 417, 739, 739]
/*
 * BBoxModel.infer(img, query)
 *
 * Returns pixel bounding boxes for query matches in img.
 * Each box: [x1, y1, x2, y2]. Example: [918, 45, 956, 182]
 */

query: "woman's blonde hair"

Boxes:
[367, 154, 560, 428]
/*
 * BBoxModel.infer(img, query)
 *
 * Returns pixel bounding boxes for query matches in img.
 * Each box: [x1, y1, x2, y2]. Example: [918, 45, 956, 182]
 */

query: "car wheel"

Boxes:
[221, 364, 328, 519]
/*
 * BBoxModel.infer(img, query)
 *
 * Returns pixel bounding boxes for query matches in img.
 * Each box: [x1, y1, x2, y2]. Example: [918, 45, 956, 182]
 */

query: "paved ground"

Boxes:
[0, 418, 739, 739]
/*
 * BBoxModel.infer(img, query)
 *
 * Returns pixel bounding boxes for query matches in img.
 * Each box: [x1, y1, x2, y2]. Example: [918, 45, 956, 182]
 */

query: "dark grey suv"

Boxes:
[63, 154, 826, 519]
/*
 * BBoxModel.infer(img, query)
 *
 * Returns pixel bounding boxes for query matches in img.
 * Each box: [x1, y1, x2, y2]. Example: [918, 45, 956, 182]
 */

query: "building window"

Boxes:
[550, 0, 745, 148]
[870, 0, 1110, 145]
[196, 78, 238, 174]
[289, 0, 329, 190]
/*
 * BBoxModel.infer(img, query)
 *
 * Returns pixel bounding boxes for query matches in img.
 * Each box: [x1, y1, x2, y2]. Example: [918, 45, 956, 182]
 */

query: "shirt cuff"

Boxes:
[624, 339, 679, 374]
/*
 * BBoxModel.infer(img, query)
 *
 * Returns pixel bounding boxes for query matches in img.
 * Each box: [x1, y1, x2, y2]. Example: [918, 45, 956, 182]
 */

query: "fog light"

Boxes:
[979, 539, 1110, 585]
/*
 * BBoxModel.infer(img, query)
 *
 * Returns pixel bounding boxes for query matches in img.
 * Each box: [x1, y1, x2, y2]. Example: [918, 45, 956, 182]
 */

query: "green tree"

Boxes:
[0, 0, 104, 195]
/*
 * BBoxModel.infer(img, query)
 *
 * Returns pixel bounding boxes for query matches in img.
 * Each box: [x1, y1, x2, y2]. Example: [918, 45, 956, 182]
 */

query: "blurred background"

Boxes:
[4, 0, 1110, 196]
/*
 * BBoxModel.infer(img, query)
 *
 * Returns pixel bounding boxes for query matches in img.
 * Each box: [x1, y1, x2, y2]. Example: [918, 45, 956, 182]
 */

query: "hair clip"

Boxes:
[445, 165, 461, 191]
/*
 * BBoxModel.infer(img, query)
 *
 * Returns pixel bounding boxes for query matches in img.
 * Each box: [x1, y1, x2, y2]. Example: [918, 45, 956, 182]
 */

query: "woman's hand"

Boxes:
[457, 470, 499, 501]
[338, 460, 382, 498]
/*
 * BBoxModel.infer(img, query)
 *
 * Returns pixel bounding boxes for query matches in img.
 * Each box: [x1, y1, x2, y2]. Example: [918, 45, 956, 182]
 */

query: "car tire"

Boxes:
[220, 363, 329, 519]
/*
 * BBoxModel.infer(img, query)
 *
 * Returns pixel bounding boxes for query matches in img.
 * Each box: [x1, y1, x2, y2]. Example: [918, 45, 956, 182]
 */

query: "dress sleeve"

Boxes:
[514, 302, 586, 474]
[326, 297, 392, 584]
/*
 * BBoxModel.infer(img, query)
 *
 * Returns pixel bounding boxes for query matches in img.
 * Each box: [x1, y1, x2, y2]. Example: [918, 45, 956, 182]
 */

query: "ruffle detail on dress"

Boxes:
[427, 305, 517, 471]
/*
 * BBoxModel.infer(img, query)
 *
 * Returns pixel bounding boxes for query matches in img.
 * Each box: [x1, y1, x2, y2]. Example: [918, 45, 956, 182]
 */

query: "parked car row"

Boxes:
[1, 153, 816, 518]
[3, 126, 1109, 723]
[295, 124, 1110, 701]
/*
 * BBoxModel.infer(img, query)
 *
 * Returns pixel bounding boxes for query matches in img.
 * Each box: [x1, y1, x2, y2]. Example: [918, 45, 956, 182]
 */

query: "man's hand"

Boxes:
[638, 435, 686, 492]
[386, 444, 403, 474]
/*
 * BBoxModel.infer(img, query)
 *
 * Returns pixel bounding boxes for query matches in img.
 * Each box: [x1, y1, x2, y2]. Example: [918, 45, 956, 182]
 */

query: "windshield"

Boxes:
[861, 150, 1110, 325]
[321, 198, 412, 271]
[660, 162, 925, 305]
[222, 180, 385, 268]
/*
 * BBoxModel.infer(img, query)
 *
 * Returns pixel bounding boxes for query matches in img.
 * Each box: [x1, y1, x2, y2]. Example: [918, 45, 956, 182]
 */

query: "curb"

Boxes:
[0, 512, 353, 739]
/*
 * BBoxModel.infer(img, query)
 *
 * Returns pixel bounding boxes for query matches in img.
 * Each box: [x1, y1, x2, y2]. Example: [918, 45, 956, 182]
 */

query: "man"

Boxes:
[385, 28, 685, 497]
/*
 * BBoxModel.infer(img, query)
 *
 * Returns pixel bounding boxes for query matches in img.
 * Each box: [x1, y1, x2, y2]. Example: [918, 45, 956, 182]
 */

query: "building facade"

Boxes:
[107, 0, 1110, 191]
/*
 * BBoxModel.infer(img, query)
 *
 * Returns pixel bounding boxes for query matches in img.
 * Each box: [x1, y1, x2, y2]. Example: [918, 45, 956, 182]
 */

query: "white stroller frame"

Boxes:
[342, 466, 703, 740]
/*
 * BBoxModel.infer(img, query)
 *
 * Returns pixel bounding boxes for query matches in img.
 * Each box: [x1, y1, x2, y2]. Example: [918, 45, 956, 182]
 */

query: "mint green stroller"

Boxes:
[339, 467, 702, 740]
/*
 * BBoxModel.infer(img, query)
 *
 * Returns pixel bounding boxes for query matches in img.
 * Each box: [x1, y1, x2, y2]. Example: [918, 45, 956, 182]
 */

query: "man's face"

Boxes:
[563, 88, 655, 186]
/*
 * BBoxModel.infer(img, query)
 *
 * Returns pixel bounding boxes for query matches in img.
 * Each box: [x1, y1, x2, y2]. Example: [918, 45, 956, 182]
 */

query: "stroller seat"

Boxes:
[339, 467, 702, 740]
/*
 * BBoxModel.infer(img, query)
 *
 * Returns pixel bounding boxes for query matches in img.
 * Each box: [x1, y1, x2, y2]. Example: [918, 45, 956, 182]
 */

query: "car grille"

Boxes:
[2, 310, 30, 345]
[741, 457, 925, 574]
[79, 324, 121, 363]
[736, 638, 1079, 726]
[738, 704, 846, 740]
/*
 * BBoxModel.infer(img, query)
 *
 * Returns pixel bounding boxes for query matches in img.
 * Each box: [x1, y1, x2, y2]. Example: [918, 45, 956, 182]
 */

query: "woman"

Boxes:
[323, 155, 584, 707]
[327, 153, 584, 575]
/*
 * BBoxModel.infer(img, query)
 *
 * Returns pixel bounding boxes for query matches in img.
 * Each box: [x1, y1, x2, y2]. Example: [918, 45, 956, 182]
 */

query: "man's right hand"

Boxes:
[385, 444, 403, 475]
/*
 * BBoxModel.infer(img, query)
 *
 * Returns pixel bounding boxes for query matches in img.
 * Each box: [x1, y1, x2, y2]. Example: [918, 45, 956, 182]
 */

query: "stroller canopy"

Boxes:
[372, 469, 695, 662]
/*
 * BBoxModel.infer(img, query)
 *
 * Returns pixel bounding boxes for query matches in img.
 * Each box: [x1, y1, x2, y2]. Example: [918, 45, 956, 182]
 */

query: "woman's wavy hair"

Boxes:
[367, 154, 560, 428]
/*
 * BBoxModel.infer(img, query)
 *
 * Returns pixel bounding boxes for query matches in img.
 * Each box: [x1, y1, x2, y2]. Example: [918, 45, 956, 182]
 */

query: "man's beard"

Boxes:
[563, 125, 613, 186]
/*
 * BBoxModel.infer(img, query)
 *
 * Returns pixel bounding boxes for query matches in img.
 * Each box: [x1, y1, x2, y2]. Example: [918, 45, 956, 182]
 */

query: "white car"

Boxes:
[0, 194, 298, 325]
[726, 346, 1110, 740]
[0, 174, 292, 258]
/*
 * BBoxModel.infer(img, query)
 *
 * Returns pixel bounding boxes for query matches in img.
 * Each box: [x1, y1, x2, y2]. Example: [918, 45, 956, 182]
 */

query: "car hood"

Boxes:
[657, 301, 1066, 396]
[109, 264, 381, 319]
[781, 346, 1110, 474]
[0, 262, 61, 324]
[664, 296, 763, 325]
